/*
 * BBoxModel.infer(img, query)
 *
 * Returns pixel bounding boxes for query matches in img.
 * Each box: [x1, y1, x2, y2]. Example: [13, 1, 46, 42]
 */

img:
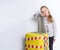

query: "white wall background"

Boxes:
[0, 0, 60, 50]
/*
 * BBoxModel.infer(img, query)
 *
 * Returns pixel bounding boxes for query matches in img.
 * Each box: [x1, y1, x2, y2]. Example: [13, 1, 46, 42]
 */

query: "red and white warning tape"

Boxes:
[25, 44, 43, 49]
[25, 36, 48, 41]
[25, 42, 48, 49]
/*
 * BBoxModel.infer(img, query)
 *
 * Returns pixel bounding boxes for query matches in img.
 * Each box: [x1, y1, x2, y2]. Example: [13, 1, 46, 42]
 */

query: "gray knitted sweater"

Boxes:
[33, 13, 56, 39]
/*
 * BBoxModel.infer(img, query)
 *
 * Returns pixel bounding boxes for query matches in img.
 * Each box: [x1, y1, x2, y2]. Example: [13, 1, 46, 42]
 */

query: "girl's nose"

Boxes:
[44, 13, 46, 15]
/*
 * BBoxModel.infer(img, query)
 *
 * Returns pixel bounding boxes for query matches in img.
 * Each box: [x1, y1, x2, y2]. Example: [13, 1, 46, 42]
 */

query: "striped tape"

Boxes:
[44, 36, 48, 40]
[44, 42, 48, 47]
[25, 44, 44, 49]
[25, 36, 48, 41]
[25, 42, 48, 48]
[25, 48, 28, 50]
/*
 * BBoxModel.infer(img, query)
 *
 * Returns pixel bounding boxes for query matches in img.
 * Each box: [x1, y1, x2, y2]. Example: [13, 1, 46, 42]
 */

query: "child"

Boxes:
[34, 6, 56, 50]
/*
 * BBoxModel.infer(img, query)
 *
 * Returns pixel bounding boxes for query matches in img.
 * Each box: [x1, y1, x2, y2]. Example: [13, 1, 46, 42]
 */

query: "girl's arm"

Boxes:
[53, 20, 57, 39]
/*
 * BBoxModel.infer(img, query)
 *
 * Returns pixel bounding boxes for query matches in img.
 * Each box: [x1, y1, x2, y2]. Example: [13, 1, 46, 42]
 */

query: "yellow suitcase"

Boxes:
[25, 32, 49, 50]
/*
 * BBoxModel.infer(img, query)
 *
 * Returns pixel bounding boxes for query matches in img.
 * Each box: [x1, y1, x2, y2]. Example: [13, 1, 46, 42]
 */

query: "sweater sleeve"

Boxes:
[52, 20, 57, 39]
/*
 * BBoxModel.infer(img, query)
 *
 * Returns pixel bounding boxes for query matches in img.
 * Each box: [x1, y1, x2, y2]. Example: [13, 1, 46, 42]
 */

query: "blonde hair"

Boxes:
[40, 6, 54, 22]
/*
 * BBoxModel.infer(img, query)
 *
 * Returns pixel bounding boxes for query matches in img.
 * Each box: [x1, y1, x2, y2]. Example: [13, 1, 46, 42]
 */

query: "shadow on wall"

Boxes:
[22, 36, 25, 50]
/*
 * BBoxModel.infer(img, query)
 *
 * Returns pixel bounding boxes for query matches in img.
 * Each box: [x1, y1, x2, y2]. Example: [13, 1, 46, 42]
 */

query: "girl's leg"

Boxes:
[49, 36, 54, 50]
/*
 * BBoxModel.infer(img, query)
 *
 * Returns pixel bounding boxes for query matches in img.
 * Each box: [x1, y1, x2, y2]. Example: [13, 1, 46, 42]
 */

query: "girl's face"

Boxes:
[41, 7, 49, 17]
